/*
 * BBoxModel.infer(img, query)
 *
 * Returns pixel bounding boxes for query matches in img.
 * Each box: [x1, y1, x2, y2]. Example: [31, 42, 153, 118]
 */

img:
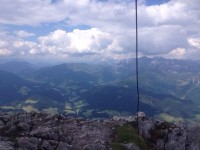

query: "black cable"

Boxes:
[135, 0, 141, 148]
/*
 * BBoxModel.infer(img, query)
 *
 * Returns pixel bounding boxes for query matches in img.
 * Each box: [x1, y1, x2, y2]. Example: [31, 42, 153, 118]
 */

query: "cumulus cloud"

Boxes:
[0, 48, 11, 56]
[0, 40, 11, 56]
[188, 38, 200, 49]
[0, 28, 114, 56]
[13, 40, 37, 55]
[167, 47, 186, 58]
[0, 27, 135, 60]
[0, 0, 199, 60]
[15, 30, 35, 38]
[139, 25, 188, 55]
[138, 0, 200, 59]
[0, 36, 14, 56]
[38, 28, 113, 55]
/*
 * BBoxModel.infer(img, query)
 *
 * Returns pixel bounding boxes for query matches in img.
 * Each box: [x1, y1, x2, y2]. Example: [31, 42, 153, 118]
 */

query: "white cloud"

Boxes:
[38, 28, 113, 55]
[188, 38, 200, 49]
[0, 27, 136, 59]
[0, 40, 8, 47]
[13, 40, 37, 55]
[0, 48, 11, 56]
[0, 0, 67, 26]
[15, 30, 35, 38]
[139, 25, 188, 55]
[167, 47, 186, 58]
[0, 0, 199, 60]
[0, 36, 13, 56]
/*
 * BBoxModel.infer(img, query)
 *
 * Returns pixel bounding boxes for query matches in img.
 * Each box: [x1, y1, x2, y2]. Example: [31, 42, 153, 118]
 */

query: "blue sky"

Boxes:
[0, 0, 200, 62]
[146, 0, 170, 5]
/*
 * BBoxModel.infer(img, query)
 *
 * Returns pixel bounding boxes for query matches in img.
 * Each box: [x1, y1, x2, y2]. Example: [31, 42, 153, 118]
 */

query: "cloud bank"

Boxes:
[0, 0, 200, 61]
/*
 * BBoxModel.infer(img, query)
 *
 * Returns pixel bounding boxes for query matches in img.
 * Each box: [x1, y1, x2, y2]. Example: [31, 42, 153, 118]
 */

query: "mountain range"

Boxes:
[0, 57, 200, 122]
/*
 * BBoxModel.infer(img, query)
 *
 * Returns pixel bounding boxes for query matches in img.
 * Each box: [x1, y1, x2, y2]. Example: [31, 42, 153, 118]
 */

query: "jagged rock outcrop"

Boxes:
[112, 114, 200, 150]
[0, 112, 120, 150]
[0, 112, 200, 150]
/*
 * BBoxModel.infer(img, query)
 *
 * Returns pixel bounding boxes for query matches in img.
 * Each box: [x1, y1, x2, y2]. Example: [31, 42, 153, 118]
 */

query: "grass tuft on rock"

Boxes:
[112, 123, 149, 150]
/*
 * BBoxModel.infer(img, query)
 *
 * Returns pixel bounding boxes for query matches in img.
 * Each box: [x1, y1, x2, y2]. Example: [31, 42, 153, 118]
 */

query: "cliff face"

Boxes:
[0, 112, 200, 150]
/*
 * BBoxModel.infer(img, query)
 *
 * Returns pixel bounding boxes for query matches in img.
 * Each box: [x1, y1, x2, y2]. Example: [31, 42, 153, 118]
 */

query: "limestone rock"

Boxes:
[56, 141, 72, 150]
[0, 138, 14, 150]
[0, 112, 200, 150]
[121, 143, 140, 150]
[17, 137, 40, 150]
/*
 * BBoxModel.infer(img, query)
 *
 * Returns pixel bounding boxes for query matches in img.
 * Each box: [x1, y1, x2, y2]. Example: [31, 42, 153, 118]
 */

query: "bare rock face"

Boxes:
[164, 126, 187, 150]
[122, 143, 140, 150]
[0, 112, 200, 150]
[0, 112, 119, 150]
[137, 115, 200, 150]
[17, 137, 40, 150]
[0, 137, 14, 150]
[186, 125, 200, 149]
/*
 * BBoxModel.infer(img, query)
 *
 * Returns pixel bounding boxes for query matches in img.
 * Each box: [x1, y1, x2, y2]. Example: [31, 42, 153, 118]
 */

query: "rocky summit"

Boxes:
[0, 112, 200, 150]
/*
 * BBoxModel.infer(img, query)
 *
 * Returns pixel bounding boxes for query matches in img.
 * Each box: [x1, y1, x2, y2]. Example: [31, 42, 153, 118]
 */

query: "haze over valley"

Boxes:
[0, 57, 200, 122]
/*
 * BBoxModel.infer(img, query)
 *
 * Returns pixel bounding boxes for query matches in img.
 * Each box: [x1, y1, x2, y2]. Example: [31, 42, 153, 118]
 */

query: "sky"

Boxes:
[0, 0, 200, 62]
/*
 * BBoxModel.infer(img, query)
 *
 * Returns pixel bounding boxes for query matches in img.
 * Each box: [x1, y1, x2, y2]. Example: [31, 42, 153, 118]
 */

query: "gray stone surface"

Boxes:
[122, 143, 140, 150]
[0, 112, 200, 150]
[17, 137, 40, 150]
[0, 140, 14, 150]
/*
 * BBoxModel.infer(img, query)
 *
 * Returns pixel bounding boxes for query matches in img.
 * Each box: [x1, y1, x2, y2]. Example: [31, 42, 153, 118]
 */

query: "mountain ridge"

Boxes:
[0, 57, 200, 122]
